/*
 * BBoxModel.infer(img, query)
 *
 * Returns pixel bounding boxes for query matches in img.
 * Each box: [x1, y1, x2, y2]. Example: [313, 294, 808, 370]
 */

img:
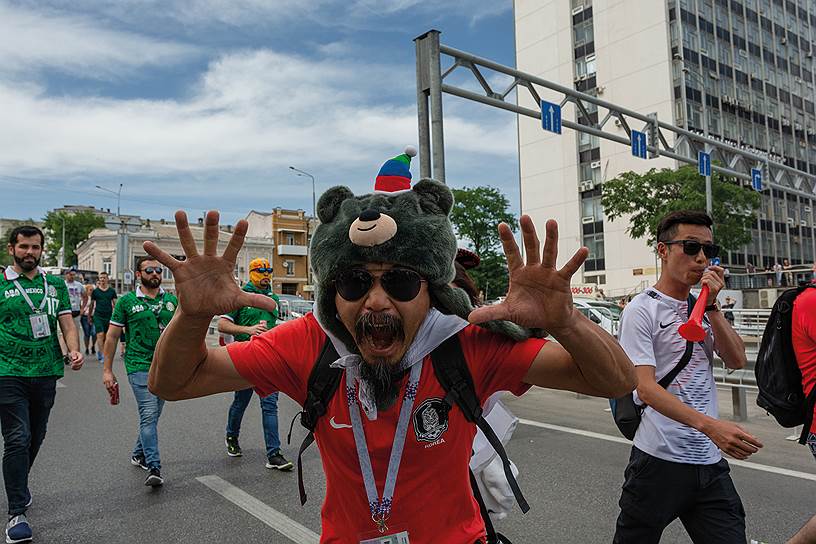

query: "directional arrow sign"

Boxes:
[698, 151, 711, 176]
[631, 130, 647, 159]
[540, 100, 562, 134]
[751, 168, 763, 191]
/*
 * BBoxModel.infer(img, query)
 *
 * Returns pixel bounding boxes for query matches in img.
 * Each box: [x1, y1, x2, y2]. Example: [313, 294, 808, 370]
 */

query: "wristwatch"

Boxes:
[705, 300, 720, 312]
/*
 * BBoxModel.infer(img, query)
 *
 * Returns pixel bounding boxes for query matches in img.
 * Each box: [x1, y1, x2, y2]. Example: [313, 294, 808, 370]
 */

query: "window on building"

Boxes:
[102, 258, 111, 275]
[284, 260, 295, 276]
[285, 233, 295, 245]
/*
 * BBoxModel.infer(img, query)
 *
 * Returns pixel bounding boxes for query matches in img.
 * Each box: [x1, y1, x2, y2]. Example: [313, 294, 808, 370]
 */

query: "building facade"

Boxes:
[515, 0, 816, 295]
[76, 218, 275, 293]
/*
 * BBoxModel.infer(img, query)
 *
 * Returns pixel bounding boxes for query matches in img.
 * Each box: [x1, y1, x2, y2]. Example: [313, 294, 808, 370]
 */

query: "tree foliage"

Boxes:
[450, 186, 518, 300]
[600, 165, 761, 251]
[42, 210, 105, 266]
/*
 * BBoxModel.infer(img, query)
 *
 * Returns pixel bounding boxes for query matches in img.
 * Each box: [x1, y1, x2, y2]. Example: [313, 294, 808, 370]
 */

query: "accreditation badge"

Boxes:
[359, 530, 409, 544]
[30, 313, 52, 339]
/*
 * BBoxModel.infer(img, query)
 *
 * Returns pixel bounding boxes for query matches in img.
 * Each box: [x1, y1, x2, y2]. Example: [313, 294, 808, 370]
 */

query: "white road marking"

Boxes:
[196, 475, 320, 544]
[518, 418, 816, 482]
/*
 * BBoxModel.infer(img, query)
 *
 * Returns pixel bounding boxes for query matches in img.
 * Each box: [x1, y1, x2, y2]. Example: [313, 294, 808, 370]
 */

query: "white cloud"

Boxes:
[0, 48, 515, 181]
[0, 1, 197, 78]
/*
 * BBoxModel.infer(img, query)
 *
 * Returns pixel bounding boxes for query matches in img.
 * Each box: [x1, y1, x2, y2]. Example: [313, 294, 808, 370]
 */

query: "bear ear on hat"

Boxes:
[317, 186, 355, 224]
[413, 178, 453, 216]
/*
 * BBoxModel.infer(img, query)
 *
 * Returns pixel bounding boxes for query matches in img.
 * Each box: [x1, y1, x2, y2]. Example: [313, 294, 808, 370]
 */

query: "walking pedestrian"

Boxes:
[101, 257, 177, 487]
[80, 283, 96, 356]
[62, 267, 85, 360]
[89, 272, 116, 363]
[613, 210, 762, 543]
[1, 226, 83, 543]
[217, 258, 292, 471]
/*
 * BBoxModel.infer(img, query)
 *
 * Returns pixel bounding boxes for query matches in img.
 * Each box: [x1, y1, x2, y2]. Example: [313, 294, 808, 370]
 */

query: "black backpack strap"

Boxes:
[469, 468, 499, 544]
[657, 294, 698, 389]
[291, 338, 342, 505]
[798, 386, 816, 445]
[430, 335, 530, 515]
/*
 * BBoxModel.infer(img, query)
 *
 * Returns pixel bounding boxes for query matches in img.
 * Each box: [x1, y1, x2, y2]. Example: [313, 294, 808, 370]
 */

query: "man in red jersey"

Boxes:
[145, 149, 635, 543]
[786, 281, 816, 544]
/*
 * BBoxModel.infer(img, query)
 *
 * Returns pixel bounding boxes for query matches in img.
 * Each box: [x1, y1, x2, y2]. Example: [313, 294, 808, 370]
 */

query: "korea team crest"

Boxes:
[412, 398, 449, 442]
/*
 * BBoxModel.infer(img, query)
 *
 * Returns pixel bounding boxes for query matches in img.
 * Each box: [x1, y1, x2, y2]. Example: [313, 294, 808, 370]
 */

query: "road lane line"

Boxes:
[196, 475, 320, 544]
[518, 418, 816, 482]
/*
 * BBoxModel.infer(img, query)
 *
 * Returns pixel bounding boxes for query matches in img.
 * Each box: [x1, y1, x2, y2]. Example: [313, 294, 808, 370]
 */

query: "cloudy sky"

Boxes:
[0, 0, 520, 225]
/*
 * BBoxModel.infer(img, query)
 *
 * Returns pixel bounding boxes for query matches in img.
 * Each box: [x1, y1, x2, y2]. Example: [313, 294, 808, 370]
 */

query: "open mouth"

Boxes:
[355, 312, 405, 357]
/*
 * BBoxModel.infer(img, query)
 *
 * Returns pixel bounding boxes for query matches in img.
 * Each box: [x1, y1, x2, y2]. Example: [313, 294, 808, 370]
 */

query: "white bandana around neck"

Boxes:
[314, 306, 468, 421]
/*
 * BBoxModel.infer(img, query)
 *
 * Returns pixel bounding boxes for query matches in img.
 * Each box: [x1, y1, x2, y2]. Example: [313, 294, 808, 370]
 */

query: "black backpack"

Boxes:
[287, 334, 528, 544]
[755, 284, 816, 444]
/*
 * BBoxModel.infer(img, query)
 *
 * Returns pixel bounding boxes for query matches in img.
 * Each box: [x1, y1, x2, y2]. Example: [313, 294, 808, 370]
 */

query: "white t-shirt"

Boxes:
[619, 288, 720, 465]
[66, 280, 84, 313]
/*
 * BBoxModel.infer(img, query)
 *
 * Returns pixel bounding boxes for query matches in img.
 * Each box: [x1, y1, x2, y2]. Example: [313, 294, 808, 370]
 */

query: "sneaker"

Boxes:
[144, 468, 164, 487]
[265, 451, 293, 471]
[97, 351, 103, 362]
[91, 346, 96, 354]
[225, 436, 242, 457]
[130, 455, 148, 470]
[5, 514, 32, 544]
[84, 348, 89, 355]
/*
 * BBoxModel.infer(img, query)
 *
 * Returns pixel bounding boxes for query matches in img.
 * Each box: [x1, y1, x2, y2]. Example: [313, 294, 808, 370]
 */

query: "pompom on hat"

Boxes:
[374, 146, 417, 193]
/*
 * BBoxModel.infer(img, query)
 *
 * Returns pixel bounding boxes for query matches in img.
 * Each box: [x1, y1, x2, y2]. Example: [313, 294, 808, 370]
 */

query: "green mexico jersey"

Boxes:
[0, 267, 72, 377]
[223, 283, 279, 342]
[91, 287, 117, 319]
[110, 288, 177, 374]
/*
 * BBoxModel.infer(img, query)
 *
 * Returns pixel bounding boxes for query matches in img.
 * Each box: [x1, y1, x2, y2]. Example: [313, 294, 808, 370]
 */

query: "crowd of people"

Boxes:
[1, 149, 815, 544]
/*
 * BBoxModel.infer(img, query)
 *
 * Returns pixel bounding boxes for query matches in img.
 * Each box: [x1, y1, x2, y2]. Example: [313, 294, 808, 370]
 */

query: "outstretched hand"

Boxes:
[468, 215, 587, 333]
[143, 211, 277, 319]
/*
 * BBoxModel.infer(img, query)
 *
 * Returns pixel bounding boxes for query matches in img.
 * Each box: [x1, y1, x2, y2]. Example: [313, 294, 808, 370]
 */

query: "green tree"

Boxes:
[42, 210, 105, 266]
[601, 165, 761, 251]
[450, 186, 518, 300]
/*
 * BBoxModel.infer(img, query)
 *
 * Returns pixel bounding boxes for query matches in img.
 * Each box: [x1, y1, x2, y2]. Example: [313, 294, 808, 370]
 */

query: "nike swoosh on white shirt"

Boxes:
[329, 417, 352, 429]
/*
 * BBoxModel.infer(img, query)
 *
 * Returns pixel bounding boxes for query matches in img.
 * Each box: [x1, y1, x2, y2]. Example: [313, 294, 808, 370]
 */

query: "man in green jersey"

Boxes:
[217, 258, 292, 470]
[89, 272, 117, 362]
[2, 226, 83, 544]
[102, 257, 177, 487]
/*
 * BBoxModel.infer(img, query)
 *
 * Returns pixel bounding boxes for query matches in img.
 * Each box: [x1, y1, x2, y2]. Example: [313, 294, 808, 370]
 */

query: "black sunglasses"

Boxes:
[663, 240, 720, 259]
[141, 266, 163, 275]
[334, 268, 426, 302]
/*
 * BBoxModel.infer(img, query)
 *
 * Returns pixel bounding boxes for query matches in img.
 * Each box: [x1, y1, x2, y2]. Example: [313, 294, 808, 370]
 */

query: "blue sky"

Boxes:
[0, 0, 520, 226]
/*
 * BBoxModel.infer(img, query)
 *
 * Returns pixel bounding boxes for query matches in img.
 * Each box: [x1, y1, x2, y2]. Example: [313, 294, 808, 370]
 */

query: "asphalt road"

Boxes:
[12, 354, 816, 543]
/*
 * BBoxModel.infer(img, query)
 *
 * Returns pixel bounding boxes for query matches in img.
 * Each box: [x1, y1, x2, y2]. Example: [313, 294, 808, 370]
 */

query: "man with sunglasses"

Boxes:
[102, 257, 177, 487]
[614, 210, 762, 544]
[217, 258, 292, 470]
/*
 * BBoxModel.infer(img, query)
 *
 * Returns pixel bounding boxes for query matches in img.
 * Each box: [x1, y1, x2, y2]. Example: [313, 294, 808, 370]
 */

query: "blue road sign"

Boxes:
[540, 100, 562, 134]
[631, 130, 647, 159]
[698, 151, 711, 176]
[751, 168, 762, 191]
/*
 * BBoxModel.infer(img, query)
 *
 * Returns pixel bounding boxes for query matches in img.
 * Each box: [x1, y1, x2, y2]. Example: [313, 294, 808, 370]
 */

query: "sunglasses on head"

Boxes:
[141, 266, 163, 275]
[334, 268, 426, 302]
[663, 239, 720, 259]
[251, 267, 273, 274]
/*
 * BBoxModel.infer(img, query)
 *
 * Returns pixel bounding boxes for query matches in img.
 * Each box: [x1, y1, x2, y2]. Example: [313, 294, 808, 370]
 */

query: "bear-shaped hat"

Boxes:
[310, 147, 528, 353]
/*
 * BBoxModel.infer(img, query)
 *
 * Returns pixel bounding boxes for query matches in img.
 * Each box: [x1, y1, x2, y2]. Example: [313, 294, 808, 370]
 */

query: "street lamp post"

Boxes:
[289, 166, 317, 299]
[96, 183, 125, 291]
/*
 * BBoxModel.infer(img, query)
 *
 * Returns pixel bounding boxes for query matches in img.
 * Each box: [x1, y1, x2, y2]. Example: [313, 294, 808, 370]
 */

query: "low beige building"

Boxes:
[76, 218, 275, 293]
[245, 208, 315, 298]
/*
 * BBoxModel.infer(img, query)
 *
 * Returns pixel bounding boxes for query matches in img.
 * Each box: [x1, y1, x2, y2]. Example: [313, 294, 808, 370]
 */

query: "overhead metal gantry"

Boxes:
[414, 29, 816, 200]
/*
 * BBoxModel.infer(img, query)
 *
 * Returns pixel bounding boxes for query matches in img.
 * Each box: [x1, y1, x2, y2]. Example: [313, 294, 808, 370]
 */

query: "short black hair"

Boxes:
[8, 226, 45, 247]
[656, 210, 713, 243]
[136, 256, 159, 272]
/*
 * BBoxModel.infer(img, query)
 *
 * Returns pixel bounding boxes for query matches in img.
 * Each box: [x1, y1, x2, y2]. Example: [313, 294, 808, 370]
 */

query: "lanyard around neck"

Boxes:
[12, 273, 48, 313]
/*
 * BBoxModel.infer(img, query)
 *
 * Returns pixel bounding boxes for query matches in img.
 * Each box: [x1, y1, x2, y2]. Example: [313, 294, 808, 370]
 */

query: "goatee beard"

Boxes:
[13, 255, 39, 272]
[355, 312, 406, 411]
[142, 277, 161, 289]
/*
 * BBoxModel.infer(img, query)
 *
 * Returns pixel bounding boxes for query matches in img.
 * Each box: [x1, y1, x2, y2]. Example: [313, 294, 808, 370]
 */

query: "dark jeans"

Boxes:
[226, 389, 280, 456]
[614, 447, 746, 544]
[0, 377, 57, 516]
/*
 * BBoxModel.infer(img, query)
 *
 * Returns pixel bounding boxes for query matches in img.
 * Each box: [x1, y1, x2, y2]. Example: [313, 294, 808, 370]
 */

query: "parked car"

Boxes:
[573, 298, 621, 338]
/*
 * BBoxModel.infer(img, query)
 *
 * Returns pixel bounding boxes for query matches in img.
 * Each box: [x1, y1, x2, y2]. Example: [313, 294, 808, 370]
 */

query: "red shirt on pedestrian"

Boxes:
[227, 313, 545, 543]
[793, 287, 816, 432]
